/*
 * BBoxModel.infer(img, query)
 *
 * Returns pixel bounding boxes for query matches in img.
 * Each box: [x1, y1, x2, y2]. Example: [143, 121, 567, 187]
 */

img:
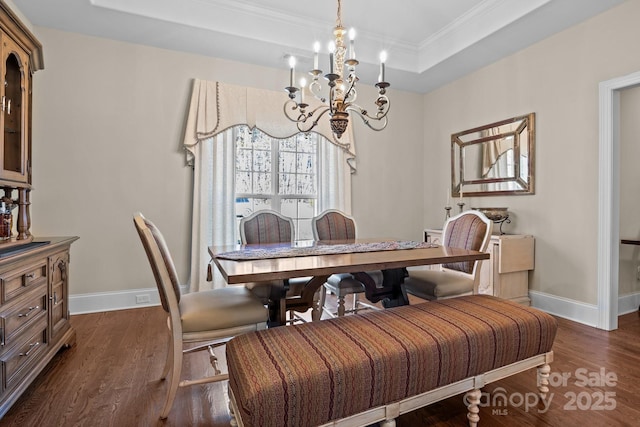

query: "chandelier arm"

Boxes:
[347, 107, 389, 132]
[283, 99, 332, 133]
[309, 78, 327, 103]
[346, 98, 391, 131]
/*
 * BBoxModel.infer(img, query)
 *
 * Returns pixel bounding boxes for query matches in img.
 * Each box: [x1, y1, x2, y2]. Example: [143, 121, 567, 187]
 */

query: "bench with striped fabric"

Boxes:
[226, 295, 557, 427]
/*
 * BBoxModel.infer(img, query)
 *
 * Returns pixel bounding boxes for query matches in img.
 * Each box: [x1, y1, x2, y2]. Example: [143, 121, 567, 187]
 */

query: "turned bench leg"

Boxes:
[466, 388, 481, 427]
[537, 363, 551, 400]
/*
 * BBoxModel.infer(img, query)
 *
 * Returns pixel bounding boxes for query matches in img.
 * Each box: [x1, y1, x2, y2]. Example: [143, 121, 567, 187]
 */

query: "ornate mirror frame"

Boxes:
[451, 113, 535, 197]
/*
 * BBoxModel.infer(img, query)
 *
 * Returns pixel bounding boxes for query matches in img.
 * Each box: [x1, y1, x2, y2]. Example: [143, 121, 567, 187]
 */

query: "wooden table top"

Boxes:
[209, 239, 490, 284]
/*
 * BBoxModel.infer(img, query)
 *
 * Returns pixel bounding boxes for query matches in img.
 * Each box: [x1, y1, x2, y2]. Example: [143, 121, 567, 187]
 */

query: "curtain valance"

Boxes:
[182, 79, 356, 171]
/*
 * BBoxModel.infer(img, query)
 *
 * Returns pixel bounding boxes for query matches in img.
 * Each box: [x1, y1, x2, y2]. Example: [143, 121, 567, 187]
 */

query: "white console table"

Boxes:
[424, 229, 534, 305]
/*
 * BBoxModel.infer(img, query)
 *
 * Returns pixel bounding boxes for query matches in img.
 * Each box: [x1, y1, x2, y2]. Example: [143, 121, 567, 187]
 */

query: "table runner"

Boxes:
[215, 240, 436, 261]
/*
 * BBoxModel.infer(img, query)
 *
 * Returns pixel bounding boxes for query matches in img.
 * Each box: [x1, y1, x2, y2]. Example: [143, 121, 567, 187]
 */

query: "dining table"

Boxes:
[209, 238, 490, 327]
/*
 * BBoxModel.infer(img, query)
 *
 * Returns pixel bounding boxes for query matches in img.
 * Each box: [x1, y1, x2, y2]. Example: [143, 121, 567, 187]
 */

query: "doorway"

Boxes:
[598, 71, 640, 331]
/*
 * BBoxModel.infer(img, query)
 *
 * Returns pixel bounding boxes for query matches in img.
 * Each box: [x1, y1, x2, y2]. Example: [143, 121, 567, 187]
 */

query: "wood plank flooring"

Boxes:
[2, 299, 639, 427]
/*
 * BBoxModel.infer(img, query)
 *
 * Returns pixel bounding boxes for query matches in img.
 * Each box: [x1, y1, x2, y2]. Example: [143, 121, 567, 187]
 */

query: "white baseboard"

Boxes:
[529, 290, 639, 328]
[618, 292, 640, 315]
[69, 287, 162, 315]
[529, 290, 599, 327]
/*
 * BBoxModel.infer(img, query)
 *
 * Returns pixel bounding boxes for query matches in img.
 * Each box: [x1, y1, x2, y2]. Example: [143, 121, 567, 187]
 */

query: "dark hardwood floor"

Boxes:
[2, 297, 640, 427]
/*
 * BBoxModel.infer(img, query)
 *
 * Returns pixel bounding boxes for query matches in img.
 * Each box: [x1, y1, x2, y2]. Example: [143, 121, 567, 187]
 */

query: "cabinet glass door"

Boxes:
[1, 36, 29, 183]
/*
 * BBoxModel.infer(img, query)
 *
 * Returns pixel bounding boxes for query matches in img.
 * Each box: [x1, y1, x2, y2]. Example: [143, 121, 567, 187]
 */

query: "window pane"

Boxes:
[297, 153, 314, 174]
[254, 149, 271, 172]
[297, 134, 316, 153]
[279, 136, 297, 152]
[236, 148, 252, 171]
[235, 171, 251, 194]
[251, 128, 271, 150]
[279, 152, 296, 173]
[279, 173, 296, 195]
[297, 174, 315, 194]
[253, 172, 271, 194]
[235, 126, 250, 148]
[298, 198, 315, 218]
[281, 198, 296, 218]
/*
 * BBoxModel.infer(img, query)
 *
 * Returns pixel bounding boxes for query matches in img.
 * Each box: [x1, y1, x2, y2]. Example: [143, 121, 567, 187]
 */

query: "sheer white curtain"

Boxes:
[183, 79, 356, 291]
[189, 130, 236, 290]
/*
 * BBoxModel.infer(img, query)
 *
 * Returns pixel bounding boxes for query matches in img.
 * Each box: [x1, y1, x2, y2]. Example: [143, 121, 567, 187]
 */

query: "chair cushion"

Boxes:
[325, 271, 384, 296]
[403, 268, 474, 300]
[180, 286, 267, 333]
[245, 277, 311, 304]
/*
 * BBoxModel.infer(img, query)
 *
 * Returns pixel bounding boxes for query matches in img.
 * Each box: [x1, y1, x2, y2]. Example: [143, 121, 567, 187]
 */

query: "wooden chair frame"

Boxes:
[134, 213, 267, 419]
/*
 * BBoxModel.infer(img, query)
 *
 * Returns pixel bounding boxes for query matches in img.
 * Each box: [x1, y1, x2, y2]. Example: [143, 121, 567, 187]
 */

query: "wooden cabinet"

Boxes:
[425, 229, 534, 305]
[0, 237, 78, 417]
[0, 1, 44, 243]
[0, 4, 67, 417]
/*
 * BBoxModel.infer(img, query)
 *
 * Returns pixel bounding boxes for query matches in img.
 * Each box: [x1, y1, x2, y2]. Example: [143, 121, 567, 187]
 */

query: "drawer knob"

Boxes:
[17, 305, 40, 318]
[19, 341, 40, 357]
[26, 273, 35, 279]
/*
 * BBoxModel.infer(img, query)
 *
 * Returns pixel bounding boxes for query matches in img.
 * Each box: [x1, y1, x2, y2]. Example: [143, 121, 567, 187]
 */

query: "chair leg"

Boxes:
[315, 286, 328, 321]
[160, 329, 172, 380]
[160, 336, 183, 419]
[336, 295, 347, 317]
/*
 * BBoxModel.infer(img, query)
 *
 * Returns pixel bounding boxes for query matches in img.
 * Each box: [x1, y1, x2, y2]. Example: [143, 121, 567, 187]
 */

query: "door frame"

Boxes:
[598, 70, 640, 330]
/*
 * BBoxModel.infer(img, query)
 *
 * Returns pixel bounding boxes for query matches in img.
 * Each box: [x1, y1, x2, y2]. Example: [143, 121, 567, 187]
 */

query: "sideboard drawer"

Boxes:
[0, 286, 48, 350]
[1, 317, 48, 391]
[0, 260, 48, 304]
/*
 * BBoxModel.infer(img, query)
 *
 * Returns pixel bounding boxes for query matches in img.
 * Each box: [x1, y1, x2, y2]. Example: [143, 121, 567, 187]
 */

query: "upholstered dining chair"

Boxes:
[312, 209, 382, 317]
[133, 213, 268, 419]
[239, 209, 314, 323]
[403, 210, 493, 301]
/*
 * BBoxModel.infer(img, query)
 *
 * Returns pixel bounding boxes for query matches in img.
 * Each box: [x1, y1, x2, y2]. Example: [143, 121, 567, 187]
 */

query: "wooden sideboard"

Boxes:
[424, 229, 534, 305]
[0, 237, 78, 417]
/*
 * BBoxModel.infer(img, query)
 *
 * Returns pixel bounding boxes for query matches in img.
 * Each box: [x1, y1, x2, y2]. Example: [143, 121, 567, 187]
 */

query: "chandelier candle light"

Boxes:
[284, 0, 390, 139]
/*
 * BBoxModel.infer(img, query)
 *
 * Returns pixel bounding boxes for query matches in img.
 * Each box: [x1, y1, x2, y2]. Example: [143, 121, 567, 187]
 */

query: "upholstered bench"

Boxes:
[226, 295, 557, 427]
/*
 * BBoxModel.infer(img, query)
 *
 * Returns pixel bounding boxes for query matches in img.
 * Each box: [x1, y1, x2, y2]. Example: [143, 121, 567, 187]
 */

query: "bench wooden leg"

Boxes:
[466, 388, 481, 427]
[537, 363, 551, 400]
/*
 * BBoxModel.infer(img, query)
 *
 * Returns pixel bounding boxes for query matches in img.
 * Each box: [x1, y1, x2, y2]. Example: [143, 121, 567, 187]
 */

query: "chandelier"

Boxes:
[283, 0, 390, 139]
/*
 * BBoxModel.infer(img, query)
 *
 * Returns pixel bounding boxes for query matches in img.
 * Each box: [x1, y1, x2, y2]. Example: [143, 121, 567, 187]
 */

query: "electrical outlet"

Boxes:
[136, 294, 151, 304]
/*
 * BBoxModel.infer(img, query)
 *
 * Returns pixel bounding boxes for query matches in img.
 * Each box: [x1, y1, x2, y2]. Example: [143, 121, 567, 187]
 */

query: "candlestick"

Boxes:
[379, 51, 387, 82]
[446, 188, 451, 207]
[288, 56, 296, 88]
[444, 206, 452, 220]
[348, 28, 356, 60]
[313, 41, 320, 70]
[457, 202, 465, 213]
[328, 42, 335, 75]
[299, 78, 306, 104]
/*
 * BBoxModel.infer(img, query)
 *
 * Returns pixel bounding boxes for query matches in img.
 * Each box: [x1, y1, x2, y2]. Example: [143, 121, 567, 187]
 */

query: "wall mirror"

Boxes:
[451, 113, 535, 197]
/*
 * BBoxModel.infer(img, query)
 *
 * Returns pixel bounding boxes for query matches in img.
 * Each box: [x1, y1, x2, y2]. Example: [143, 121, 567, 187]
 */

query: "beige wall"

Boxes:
[27, 27, 424, 298]
[423, 0, 640, 305]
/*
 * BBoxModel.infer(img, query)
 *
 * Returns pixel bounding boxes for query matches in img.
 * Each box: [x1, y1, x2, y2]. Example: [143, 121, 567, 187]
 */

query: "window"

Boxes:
[234, 126, 318, 241]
